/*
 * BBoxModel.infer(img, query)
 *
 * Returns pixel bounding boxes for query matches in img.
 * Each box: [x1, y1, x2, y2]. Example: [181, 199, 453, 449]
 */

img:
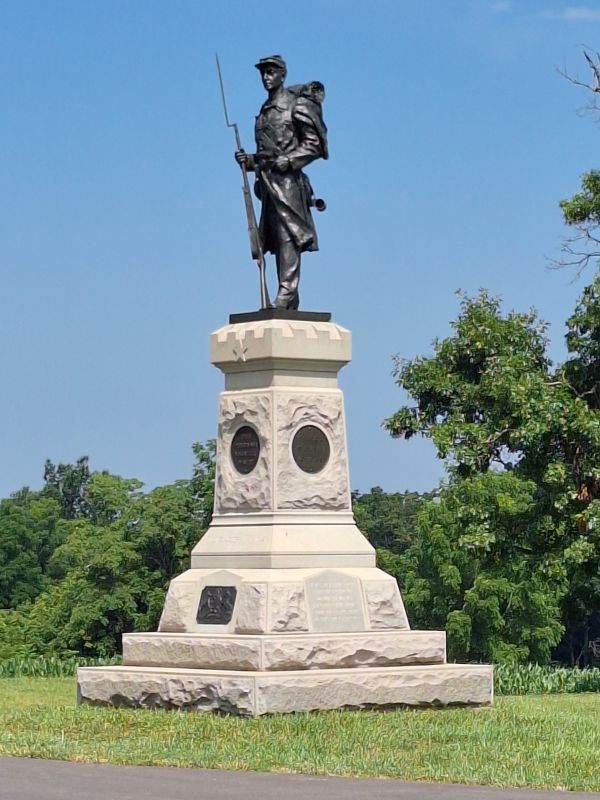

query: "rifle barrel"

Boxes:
[215, 54, 270, 309]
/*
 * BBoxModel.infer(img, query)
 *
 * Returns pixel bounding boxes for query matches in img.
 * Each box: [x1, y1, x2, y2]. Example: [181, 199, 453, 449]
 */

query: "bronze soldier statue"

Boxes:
[235, 55, 328, 310]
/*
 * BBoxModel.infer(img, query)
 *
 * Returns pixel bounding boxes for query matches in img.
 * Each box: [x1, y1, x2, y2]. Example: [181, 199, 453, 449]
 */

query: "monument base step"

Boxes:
[77, 663, 493, 716]
[122, 629, 446, 671]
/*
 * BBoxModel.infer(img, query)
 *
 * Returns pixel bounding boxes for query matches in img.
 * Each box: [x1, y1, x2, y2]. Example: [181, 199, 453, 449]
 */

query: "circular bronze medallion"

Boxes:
[292, 425, 330, 474]
[231, 426, 260, 474]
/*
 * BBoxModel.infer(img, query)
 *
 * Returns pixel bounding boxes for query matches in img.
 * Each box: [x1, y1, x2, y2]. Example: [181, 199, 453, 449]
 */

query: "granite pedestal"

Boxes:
[77, 317, 493, 714]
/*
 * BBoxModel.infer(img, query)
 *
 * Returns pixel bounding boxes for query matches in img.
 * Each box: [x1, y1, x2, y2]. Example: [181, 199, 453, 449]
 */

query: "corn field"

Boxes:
[494, 663, 600, 695]
[0, 655, 121, 677]
[1, 656, 600, 694]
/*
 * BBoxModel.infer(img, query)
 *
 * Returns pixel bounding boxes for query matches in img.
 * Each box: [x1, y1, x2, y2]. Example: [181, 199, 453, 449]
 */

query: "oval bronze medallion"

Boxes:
[231, 426, 260, 474]
[292, 425, 330, 474]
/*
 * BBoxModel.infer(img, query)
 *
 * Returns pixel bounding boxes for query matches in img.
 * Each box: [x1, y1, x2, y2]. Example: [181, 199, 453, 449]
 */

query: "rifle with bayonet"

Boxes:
[216, 54, 270, 309]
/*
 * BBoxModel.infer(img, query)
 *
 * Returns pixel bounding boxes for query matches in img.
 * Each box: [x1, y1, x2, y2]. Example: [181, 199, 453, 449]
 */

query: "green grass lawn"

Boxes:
[1, 678, 599, 791]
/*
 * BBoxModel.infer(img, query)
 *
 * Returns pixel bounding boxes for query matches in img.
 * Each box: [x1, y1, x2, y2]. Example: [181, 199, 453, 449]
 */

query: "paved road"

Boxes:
[1, 758, 598, 800]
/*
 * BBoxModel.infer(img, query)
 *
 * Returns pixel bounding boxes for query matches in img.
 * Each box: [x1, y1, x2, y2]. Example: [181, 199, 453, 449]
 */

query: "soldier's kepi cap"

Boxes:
[255, 55, 287, 72]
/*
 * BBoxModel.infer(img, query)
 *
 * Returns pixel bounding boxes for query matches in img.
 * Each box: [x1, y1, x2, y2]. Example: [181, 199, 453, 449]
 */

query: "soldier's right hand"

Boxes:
[235, 149, 248, 165]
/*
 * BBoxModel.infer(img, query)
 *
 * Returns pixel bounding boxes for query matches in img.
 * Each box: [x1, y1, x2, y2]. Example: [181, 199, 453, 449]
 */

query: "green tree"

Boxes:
[557, 51, 600, 273]
[396, 472, 565, 664]
[385, 291, 553, 479]
[559, 171, 600, 273]
[128, 481, 207, 631]
[190, 439, 216, 528]
[385, 289, 600, 664]
[29, 519, 143, 656]
[42, 456, 91, 519]
[0, 610, 34, 659]
[564, 273, 600, 409]
[5, 442, 217, 657]
[352, 487, 427, 552]
[0, 492, 62, 608]
[31, 472, 147, 655]
[558, 272, 600, 661]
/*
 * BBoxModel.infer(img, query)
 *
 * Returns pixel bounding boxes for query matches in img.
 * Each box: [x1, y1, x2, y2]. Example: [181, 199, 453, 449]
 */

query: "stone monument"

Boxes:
[76, 56, 493, 714]
[77, 309, 493, 713]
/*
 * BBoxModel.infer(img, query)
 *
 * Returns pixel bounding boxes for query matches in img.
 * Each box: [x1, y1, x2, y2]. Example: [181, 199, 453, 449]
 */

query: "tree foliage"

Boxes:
[352, 487, 427, 552]
[385, 286, 600, 664]
[557, 51, 600, 273]
[564, 273, 600, 408]
[559, 172, 600, 274]
[385, 291, 553, 477]
[396, 473, 565, 664]
[0, 493, 62, 608]
[42, 456, 92, 519]
[0, 443, 215, 657]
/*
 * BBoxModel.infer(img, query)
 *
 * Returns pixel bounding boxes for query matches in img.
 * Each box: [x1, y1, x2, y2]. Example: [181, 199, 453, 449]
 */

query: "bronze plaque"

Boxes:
[231, 425, 260, 474]
[196, 585, 237, 625]
[292, 425, 330, 474]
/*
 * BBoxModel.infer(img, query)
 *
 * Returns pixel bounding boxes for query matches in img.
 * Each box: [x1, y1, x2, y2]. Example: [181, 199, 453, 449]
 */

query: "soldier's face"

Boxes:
[261, 66, 285, 91]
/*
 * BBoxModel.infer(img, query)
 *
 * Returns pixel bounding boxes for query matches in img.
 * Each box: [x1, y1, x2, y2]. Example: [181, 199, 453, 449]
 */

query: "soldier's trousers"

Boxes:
[274, 229, 301, 310]
[261, 194, 302, 309]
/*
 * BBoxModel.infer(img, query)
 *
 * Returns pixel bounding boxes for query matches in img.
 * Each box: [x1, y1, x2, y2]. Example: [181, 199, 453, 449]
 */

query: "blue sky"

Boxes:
[1, 0, 600, 498]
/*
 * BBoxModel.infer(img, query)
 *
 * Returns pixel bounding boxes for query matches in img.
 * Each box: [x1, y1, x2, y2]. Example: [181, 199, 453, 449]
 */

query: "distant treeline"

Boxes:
[0, 443, 214, 659]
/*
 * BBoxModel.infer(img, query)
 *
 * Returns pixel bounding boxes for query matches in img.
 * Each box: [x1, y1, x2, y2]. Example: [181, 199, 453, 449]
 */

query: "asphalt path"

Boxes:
[1, 758, 598, 800]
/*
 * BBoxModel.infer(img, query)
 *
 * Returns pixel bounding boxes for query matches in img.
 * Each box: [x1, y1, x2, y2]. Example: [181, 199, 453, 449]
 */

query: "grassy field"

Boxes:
[1, 678, 599, 792]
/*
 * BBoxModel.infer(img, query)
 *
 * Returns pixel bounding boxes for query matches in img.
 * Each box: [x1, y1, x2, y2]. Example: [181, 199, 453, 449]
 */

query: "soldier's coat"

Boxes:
[254, 85, 328, 254]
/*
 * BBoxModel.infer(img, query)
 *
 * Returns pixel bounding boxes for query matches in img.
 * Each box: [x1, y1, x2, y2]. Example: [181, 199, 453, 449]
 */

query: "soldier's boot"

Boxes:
[274, 239, 301, 310]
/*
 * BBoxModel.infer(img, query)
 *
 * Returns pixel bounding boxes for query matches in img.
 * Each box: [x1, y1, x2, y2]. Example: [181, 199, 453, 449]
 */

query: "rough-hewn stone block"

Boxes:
[77, 663, 493, 716]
